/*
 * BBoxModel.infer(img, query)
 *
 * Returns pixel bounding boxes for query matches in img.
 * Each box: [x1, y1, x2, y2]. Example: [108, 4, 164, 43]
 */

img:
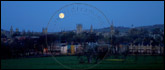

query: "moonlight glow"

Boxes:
[59, 13, 65, 19]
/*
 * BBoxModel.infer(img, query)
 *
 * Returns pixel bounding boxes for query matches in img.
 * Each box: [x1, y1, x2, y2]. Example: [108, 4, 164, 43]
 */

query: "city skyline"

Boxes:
[1, 1, 164, 32]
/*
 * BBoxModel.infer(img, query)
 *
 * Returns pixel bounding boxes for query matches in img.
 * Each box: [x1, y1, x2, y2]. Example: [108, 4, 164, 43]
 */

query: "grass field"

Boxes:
[1, 55, 164, 69]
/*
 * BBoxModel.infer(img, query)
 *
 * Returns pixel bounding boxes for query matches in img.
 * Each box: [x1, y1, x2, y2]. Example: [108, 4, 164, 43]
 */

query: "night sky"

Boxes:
[1, 1, 164, 32]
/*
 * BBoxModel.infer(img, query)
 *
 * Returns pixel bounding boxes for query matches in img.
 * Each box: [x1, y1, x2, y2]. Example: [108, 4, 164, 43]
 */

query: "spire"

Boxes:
[10, 26, 13, 35]
[112, 20, 113, 26]
[10, 26, 13, 30]
[42, 28, 45, 34]
[22, 29, 26, 35]
[110, 20, 114, 30]
[110, 20, 115, 36]
[90, 24, 93, 33]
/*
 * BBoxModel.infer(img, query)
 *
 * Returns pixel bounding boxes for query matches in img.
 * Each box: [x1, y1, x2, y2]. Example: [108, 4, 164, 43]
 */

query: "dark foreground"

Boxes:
[1, 55, 164, 69]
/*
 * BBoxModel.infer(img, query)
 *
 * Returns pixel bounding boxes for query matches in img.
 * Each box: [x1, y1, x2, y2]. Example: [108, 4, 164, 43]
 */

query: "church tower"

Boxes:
[42, 28, 47, 34]
[76, 24, 82, 34]
[16, 28, 19, 33]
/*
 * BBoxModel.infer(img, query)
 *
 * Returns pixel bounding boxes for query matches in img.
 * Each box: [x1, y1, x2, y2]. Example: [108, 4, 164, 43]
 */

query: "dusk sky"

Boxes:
[1, 1, 164, 32]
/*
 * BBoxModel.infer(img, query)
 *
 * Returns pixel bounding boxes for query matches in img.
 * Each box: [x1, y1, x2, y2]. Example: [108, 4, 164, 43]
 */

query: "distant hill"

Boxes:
[135, 24, 164, 31]
[1, 29, 10, 34]
[93, 24, 164, 33]
[1, 29, 5, 31]
[1, 29, 10, 37]
[94, 26, 130, 33]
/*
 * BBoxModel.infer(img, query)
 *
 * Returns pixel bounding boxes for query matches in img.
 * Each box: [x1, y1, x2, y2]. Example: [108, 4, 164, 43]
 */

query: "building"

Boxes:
[61, 45, 68, 54]
[76, 24, 82, 34]
[128, 43, 164, 55]
[103, 32, 109, 37]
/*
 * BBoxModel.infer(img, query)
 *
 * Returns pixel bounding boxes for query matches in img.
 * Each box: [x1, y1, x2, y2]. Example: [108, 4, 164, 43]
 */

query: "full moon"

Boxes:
[59, 13, 64, 19]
